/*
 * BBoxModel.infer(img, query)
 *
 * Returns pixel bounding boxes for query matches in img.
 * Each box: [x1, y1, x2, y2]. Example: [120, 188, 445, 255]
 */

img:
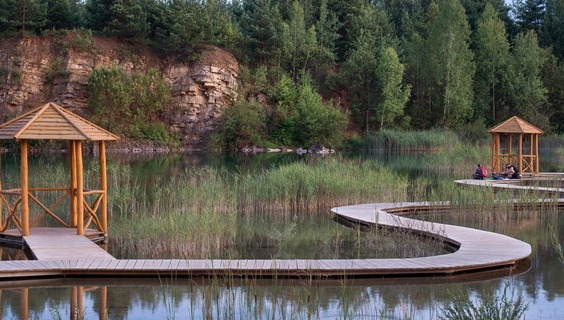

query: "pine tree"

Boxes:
[280, 1, 317, 79]
[0, 0, 47, 33]
[515, 0, 546, 33]
[239, 0, 282, 65]
[543, 0, 564, 59]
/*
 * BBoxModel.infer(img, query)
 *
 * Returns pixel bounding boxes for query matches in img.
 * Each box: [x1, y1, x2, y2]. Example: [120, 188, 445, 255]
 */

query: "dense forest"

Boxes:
[1, 0, 564, 148]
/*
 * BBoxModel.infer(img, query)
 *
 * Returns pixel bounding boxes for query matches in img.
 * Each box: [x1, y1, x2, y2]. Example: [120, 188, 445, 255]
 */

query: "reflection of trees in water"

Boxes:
[0, 274, 544, 319]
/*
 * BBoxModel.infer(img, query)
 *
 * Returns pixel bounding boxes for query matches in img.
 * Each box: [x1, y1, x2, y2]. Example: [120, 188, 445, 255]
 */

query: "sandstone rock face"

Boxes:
[0, 35, 238, 149]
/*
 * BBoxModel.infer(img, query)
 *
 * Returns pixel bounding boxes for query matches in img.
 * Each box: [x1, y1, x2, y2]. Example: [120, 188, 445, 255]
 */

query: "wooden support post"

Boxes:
[77, 286, 84, 320]
[0, 146, 3, 229]
[490, 134, 495, 173]
[21, 288, 29, 320]
[71, 287, 77, 320]
[518, 134, 523, 173]
[100, 286, 108, 320]
[100, 141, 108, 237]
[70, 141, 77, 227]
[529, 133, 534, 174]
[535, 134, 540, 173]
[496, 133, 501, 172]
[76, 142, 84, 236]
[508, 133, 512, 165]
[21, 140, 30, 236]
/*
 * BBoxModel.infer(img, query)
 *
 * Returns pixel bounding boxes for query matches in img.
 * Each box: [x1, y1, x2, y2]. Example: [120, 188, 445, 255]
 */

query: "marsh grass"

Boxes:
[439, 282, 528, 320]
[107, 157, 415, 258]
[5, 149, 559, 260]
[362, 129, 462, 152]
[549, 224, 564, 266]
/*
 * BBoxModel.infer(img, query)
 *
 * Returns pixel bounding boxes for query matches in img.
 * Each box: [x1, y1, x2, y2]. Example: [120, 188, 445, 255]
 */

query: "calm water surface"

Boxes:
[0, 150, 563, 319]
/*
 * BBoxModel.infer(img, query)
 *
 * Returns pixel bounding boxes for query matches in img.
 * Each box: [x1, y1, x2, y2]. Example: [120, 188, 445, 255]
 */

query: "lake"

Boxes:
[0, 149, 563, 319]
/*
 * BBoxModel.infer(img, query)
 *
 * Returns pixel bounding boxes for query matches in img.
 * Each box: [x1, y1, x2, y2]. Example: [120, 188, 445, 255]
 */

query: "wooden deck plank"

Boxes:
[24, 228, 114, 261]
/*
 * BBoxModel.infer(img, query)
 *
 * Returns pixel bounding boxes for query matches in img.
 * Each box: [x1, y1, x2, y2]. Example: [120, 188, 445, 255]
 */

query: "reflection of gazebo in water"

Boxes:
[0, 102, 118, 242]
[488, 116, 543, 175]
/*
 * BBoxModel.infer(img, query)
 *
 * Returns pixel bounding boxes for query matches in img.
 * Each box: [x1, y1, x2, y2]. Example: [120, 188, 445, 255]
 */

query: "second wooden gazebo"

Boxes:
[488, 116, 543, 175]
[0, 102, 119, 239]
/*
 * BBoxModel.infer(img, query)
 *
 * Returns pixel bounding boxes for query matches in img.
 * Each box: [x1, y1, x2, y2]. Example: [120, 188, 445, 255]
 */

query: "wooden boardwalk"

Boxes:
[455, 173, 564, 196]
[23, 228, 115, 260]
[0, 200, 549, 280]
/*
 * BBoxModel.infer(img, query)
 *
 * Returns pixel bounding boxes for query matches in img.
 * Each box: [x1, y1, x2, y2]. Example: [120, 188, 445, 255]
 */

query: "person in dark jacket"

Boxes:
[473, 164, 484, 180]
[506, 164, 521, 179]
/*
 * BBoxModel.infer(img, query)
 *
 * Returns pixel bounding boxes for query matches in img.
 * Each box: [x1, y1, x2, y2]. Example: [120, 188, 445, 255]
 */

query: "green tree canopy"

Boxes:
[426, 0, 475, 127]
[505, 31, 549, 128]
[474, 3, 510, 124]
[375, 47, 411, 129]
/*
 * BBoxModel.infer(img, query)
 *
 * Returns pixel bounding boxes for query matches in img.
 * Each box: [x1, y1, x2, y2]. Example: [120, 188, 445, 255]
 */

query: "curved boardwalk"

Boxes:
[0, 201, 543, 280]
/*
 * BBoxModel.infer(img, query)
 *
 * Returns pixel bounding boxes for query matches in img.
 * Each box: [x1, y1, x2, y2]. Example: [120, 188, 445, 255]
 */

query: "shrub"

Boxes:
[88, 66, 174, 143]
[293, 81, 348, 147]
[219, 101, 265, 150]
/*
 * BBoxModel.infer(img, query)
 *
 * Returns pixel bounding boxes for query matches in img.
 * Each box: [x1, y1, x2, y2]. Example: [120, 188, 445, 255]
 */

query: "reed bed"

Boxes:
[361, 129, 462, 151]
[3, 146, 560, 260]
[236, 157, 409, 215]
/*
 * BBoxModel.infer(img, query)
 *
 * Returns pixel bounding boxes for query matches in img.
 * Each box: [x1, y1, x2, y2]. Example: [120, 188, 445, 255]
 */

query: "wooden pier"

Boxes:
[0, 200, 549, 280]
[23, 228, 114, 260]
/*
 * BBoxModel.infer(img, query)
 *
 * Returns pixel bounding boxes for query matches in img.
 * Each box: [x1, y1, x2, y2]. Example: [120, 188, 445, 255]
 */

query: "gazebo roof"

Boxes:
[487, 116, 544, 134]
[0, 102, 119, 141]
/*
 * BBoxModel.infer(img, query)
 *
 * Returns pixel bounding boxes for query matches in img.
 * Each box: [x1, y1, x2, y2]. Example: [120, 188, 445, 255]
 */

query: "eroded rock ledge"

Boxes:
[0, 35, 239, 150]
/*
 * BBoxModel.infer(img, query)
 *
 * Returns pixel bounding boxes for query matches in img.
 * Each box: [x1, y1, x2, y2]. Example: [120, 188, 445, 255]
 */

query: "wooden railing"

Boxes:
[491, 154, 536, 174]
[0, 187, 105, 235]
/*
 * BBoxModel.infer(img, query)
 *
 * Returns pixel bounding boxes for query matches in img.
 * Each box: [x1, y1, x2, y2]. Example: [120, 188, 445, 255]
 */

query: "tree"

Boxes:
[515, 0, 546, 33]
[280, 1, 317, 79]
[541, 52, 564, 132]
[84, 0, 113, 32]
[0, 0, 47, 33]
[292, 78, 348, 147]
[460, 0, 513, 35]
[505, 31, 549, 128]
[88, 66, 132, 132]
[474, 3, 510, 124]
[42, 0, 79, 30]
[239, 0, 283, 64]
[219, 101, 265, 149]
[105, 0, 148, 39]
[426, 0, 475, 127]
[375, 47, 411, 129]
[345, 1, 396, 57]
[543, 0, 564, 59]
[312, 0, 340, 83]
[340, 31, 380, 132]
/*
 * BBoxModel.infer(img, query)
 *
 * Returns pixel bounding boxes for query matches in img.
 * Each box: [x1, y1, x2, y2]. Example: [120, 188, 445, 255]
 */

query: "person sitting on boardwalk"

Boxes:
[506, 164, 521, 179]
[473, 164, 487, 180]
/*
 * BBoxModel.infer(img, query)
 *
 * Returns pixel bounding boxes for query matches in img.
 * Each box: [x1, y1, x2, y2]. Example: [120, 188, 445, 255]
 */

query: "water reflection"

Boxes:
[0, 266, 532, 320]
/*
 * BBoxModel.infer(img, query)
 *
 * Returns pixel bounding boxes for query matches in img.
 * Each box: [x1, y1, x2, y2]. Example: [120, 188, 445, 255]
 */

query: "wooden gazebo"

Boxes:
[488, 116, 543, 175]
[0, 102, 118, 240]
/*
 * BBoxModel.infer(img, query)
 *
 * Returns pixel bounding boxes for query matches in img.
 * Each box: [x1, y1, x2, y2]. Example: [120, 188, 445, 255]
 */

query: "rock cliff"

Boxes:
[0, 35, 238, 150]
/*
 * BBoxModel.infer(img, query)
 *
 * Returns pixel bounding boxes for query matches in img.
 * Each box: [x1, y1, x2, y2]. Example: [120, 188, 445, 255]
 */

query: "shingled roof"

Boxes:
[0, 102, 119, 141]
[487, 116, 544, 134]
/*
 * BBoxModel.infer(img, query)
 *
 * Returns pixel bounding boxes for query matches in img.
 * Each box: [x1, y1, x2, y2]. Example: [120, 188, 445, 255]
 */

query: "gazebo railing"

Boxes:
[492, 154, 537, 174]
[0, 187, 106, 235]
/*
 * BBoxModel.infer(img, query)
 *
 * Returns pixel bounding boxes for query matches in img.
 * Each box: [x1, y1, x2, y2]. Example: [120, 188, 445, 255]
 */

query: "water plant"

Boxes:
[439, 282, 528, 320]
